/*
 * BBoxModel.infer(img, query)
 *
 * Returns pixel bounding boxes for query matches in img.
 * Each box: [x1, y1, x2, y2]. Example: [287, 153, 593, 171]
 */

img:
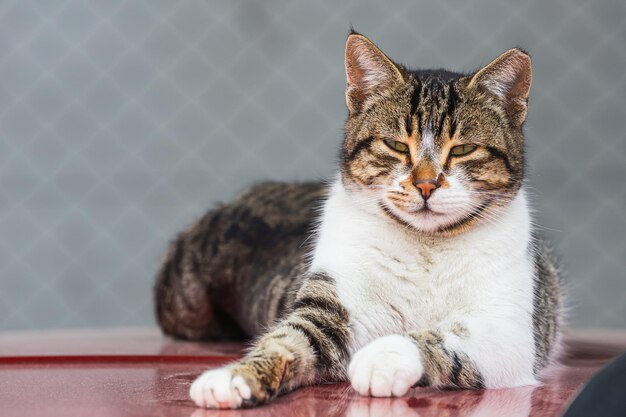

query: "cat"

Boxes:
[154, 32, 563, 409]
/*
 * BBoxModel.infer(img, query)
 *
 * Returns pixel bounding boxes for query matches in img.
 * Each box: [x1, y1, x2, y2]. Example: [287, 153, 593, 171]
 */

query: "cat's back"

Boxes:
[190, 181, 326, 250]
[215, 181, 327, 332]
[210, 180, 327, 265]
[233, 181, 326, 224]
[155, 181, 327, 338]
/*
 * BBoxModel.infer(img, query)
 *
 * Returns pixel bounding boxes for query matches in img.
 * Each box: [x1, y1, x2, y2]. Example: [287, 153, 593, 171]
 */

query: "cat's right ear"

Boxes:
[344, 33, 405, 114]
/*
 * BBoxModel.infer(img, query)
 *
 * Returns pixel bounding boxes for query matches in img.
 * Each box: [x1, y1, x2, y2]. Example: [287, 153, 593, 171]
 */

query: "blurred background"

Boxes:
[0, 0, 624, 332]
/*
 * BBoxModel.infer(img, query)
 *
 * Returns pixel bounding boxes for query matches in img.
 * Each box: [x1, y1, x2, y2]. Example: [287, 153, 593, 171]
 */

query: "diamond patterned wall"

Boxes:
[0, 0, 624, 331]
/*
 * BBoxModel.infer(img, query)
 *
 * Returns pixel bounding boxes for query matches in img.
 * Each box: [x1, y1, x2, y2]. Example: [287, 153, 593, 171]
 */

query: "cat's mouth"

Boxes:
[383, 195, 445, 216]
[382, 197, 449, 218]
[380, 197, 466, 233]
[409, 204, 445, 215]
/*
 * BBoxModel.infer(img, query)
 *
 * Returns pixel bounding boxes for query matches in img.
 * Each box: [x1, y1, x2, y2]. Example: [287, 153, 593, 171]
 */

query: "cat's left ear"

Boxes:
[469, 48, 532, 127]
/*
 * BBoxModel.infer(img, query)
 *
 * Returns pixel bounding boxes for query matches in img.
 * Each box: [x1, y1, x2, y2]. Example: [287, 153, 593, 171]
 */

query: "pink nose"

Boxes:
[414, 179, 438, 199]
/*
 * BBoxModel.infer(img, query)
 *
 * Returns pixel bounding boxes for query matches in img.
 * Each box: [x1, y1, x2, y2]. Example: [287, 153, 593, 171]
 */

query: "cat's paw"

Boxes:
[189, 366, 252, 409]
[348, 334, 423, 397]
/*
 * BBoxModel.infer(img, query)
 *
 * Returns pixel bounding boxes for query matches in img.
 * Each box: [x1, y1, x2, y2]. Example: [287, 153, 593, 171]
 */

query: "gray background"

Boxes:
[0, 0, 624, 331]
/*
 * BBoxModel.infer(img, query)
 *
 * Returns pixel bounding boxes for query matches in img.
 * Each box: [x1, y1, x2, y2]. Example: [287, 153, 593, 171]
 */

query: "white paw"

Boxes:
[189, 366, 252, 409]
[348, 334, 423, 397]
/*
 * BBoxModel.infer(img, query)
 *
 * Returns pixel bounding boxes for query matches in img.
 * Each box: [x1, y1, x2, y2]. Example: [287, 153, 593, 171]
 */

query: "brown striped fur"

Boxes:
[409, 329, 484, 389]
[155, 182, 326, 339]
[229, 273, 351, 405]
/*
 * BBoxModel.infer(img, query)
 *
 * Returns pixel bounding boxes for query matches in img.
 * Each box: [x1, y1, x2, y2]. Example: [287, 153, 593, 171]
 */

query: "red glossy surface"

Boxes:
[1, 328, 625, 417]
[0, 328, 244, 359]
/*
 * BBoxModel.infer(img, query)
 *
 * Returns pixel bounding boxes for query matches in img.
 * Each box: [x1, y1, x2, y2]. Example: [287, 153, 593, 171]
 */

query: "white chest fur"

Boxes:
[310, 180, 535, 353]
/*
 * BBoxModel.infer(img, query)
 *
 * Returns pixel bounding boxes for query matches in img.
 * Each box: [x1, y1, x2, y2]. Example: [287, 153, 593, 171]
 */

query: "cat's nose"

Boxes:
[413, 179, 439, 200]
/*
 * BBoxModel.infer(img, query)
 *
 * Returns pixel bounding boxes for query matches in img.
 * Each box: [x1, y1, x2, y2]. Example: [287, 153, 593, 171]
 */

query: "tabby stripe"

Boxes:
[409, 331, 485, 389]
[486, 147, 514, 174]
[416, 109, 424, 135]
[292, 295, 347, 317]
[450, 352, 463, 386]
[286, 321, 334, 368]
[295, 309, 349, 360]
[410, 81, 422, 117]
[447, 83, 459, 136]
[405, 114, 413, 137]
[364, 170, 388, 185]
[407, 82, 422, 136]
[347, 137, 374, 161]
[289, 276, 350, 367]
[286, 322, 323, 356]
[436, 88, 449, 136]
[468, 370, 485, 389]
[369, 152, 402, 169]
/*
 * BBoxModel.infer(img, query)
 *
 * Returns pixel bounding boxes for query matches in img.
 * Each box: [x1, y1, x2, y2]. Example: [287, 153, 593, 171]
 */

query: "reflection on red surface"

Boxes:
[0, 328, 624, 417]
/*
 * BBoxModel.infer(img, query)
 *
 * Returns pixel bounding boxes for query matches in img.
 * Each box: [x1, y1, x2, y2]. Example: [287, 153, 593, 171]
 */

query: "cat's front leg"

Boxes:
[190, 272, 352, 409]
[349, 319, 538, 397]
[348, 331, 485, 397]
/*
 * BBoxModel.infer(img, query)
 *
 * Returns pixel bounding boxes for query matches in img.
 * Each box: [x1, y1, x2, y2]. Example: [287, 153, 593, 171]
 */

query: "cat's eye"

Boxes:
[383, 139, 409, 153]
[450, 144, 478, 157]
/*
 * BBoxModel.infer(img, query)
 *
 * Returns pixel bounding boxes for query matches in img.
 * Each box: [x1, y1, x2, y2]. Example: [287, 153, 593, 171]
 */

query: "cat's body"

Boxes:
[155, 33, 563, 409]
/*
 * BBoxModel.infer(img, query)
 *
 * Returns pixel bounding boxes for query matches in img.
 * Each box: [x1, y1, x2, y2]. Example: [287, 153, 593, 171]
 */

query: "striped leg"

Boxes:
[190, 273, 351, 409]
[408, 329, 485, 389]
[348, 328, 485, 397]
[406, 317, 538, 390]
[349, 318, 537, 397]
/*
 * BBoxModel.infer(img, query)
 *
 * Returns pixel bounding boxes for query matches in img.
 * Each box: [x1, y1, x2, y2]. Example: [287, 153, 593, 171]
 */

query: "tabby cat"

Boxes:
[154, 32, 562, 409]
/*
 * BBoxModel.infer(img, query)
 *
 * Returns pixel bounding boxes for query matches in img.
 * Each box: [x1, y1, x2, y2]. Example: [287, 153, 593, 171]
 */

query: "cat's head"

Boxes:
[341, 32, 531, 235]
